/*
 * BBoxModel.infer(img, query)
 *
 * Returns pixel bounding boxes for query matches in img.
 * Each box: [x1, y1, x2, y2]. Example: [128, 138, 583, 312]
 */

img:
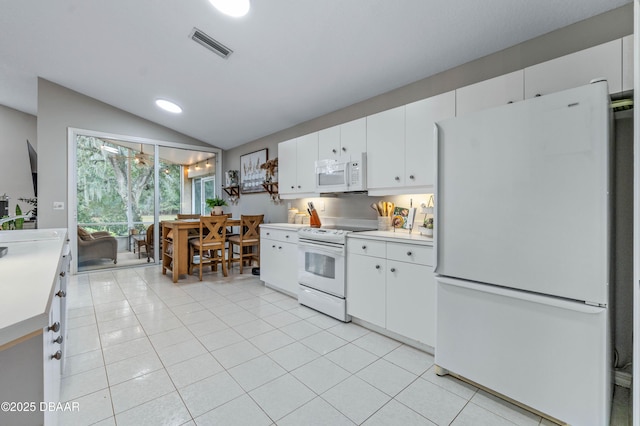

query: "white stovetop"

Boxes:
[0, 229, 67, 346]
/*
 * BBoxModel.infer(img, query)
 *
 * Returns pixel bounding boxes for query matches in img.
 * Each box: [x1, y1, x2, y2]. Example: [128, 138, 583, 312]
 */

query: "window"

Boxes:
[192, 176, 216, 214]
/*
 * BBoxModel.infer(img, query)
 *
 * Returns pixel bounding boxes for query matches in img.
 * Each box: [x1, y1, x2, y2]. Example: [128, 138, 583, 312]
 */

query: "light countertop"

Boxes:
[349, 230, 434, 246]
[0, 228, 68, 347]
[260, 223, 307, 231]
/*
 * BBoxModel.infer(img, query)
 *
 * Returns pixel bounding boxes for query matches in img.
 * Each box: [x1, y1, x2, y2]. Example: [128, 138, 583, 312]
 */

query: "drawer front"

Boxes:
[347, 238, 386, 258]
[261, 228, 298, 243]
[386, 242, 433, 266]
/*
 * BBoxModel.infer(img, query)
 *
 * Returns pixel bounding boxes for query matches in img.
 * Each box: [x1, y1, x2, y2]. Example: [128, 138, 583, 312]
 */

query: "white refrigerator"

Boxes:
[434, 81, 611, 425]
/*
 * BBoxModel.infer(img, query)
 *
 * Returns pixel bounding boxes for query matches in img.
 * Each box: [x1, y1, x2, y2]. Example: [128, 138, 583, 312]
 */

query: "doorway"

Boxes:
[67, 128, 221, 274]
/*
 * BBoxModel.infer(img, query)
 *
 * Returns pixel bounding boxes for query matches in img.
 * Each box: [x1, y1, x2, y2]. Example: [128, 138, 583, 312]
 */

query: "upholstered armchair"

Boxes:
[77, 227, 118, 264]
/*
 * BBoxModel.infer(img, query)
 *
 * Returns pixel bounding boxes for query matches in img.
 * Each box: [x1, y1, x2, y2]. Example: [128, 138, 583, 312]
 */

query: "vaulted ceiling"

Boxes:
[0, 1, 631, 150]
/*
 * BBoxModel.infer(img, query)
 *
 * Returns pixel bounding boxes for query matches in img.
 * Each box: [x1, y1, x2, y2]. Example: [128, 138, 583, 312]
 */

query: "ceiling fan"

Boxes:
[133, 145, 151, 167]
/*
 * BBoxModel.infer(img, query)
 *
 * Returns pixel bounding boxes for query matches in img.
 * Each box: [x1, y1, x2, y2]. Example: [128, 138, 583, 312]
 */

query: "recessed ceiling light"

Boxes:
[209, 0, 250, 17]
[155, 99, 183, 114]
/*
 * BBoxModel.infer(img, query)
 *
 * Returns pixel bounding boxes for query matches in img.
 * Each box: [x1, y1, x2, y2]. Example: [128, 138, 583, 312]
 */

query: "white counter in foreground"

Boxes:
[0, 228, 68, 347]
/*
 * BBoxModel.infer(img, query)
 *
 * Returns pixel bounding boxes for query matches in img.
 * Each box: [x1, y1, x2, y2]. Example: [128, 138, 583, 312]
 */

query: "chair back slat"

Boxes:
[240, 214, 263, 240]
[200, 216, 227, 246]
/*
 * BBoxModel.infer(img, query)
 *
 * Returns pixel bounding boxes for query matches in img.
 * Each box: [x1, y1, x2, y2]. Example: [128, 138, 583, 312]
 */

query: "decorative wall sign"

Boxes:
[240, 148, 267, 193]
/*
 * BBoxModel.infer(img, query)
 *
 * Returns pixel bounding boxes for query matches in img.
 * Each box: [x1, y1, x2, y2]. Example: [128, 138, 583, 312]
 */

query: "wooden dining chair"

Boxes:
[189, 215, 227, 280]
[137, 224, 154, 262]
[227, 214, 263, 274]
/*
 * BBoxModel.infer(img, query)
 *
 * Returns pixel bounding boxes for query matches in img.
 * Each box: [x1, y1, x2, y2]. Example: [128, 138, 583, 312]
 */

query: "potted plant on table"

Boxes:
[206, 197, 228, 215]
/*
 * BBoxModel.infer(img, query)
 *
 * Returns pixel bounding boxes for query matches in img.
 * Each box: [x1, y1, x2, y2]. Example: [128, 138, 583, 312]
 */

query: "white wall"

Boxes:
[36, 79, 214, 229]
[0, 105, 37, 216]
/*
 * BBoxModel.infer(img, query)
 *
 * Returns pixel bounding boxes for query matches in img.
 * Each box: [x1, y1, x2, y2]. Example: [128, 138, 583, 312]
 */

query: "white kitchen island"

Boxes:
[0, 228, 70, 426]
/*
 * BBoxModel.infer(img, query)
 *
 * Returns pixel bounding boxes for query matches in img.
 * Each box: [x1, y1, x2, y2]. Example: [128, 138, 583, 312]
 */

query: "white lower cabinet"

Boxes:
[387, 260, 435, 346]
[0, 240, 69, 426]
[260, 227, 299, 296]
[347, 237, 435, 347]
[347, 251, 386, 328]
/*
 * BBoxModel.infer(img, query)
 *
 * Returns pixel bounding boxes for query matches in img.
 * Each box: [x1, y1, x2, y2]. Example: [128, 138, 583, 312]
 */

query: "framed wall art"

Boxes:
[240, 148, 267, 193]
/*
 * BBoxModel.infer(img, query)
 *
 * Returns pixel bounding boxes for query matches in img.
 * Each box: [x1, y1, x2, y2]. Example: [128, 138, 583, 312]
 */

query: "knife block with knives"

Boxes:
[307, 202, 321, 228]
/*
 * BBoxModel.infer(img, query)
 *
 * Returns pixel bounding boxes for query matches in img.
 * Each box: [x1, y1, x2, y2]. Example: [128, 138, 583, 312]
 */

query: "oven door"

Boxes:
[298, 240, 346, 298]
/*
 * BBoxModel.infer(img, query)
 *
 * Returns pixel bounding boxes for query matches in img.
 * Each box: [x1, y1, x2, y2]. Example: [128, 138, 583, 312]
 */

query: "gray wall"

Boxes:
[0, 105, 37, 215]
[222, 4, 633, 224]
[37, 78, 214, 229]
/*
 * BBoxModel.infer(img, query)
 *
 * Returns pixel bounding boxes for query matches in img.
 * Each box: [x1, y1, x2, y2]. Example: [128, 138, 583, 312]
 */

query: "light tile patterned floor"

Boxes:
[59, 265, 630, 425]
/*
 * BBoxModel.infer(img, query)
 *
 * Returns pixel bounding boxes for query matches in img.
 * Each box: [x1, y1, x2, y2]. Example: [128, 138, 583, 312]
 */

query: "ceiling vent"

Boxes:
[190, 27, 233, 59]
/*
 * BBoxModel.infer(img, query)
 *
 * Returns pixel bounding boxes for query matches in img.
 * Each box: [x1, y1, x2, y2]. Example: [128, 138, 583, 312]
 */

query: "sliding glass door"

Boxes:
[75, 136, 158, 272]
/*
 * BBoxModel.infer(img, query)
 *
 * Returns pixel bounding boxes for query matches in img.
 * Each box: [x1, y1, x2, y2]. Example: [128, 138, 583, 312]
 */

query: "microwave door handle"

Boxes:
[298, 241, 345, 255]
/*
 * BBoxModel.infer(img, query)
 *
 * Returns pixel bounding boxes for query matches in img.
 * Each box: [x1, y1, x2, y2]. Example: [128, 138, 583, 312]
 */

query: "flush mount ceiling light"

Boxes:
[209, 0, 250, 17]
[155, 99, 183, 114]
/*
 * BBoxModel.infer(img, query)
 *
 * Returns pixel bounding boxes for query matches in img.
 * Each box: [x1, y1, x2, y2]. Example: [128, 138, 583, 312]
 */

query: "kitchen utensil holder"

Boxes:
[377, 216, 391, 231]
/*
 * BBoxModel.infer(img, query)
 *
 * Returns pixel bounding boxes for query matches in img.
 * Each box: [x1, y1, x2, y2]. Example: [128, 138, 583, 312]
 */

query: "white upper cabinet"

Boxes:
[622, 35, 633, 93]
[366, 105, 406, 192]
[524, 39, 622, 98]
[278, 133, 319, 198]
[340, 117, 367, 158]
[318, 117, 367, 161]
[278, 138, 298, 198]
[405, 91, 455, 191]
[318, 125, 340, 160]
[456, 70, 524, 116]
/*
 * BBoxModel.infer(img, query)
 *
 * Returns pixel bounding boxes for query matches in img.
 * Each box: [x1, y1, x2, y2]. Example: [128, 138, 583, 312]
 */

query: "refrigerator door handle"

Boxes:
[433, 122, 441, 274]
[437, 276, 605, 314]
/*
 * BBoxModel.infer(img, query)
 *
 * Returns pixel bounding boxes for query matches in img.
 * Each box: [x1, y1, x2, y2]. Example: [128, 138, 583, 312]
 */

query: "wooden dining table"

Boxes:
[160, 217, 240, 283]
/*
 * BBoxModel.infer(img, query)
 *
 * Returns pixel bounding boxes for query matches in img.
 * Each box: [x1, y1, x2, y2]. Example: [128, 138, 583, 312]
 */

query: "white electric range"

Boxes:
[297, 223, 376, 321]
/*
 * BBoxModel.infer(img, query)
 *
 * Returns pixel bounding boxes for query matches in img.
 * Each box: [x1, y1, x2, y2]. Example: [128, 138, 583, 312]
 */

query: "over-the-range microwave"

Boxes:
[315, 153, 367, 193]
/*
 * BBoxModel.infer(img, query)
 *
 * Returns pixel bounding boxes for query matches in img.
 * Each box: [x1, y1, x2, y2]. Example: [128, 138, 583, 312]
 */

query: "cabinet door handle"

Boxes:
[53, 335, 63, 344]
[535, 94, 542, 97]
[51, 351, 62, 361]
[394, 176, 400, 181]
[375, 265, 380, 269]
[56, 290, 66, 298]
[48, 322, 60, 333]
[507, 101, 513, 104]
[361, 245, 367, 250]
[266, 232, 270, 236]
[406, 251, 412, 256]
[272, 245, 276, 248]
[390, 267, 396, 272]
[278, 246, 282, 250]
[332, 149, 337, 154]
[285, 235, 289, 238]
[291, 186, 295, 189]
[409, 175, 415, 180]
[59, 271, 66, 277]
[342, 147, 347, 152]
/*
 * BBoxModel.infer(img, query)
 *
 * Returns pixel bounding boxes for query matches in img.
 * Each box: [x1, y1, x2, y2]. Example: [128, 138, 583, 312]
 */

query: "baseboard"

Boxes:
[614, 370, 632, 388]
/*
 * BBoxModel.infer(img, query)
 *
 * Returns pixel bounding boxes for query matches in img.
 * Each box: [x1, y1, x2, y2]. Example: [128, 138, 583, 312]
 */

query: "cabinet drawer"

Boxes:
[261, 228, 298, 244]
[347, 239, 386, 257]
[386, 243, 433, 266]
